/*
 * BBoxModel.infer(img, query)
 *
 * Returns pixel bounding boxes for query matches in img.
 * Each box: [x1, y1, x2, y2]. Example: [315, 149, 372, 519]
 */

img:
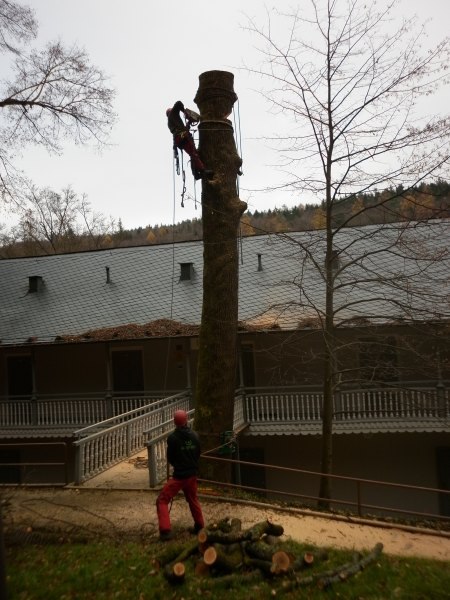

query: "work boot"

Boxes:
[159, 530, 174, 542]
[188, 523, 204, 534]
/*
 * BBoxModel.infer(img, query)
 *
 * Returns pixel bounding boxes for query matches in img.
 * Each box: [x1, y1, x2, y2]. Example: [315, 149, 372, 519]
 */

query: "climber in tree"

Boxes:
[166, 100, 214, 180]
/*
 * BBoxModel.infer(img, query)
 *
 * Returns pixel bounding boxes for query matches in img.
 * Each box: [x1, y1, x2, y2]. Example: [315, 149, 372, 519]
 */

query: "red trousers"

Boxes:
[175, 133, 205, 173]
[156, 475, 204, 533]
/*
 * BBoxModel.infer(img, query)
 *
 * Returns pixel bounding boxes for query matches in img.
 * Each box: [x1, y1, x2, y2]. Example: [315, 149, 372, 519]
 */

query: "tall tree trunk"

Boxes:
[193, 71, 247, 481]
[318, 235, 336, 507]
[318, 122, 335, 507]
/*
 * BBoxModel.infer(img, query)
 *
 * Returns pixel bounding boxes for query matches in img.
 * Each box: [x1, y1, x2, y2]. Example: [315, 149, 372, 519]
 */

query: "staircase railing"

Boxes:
[72, 391, 190, 484]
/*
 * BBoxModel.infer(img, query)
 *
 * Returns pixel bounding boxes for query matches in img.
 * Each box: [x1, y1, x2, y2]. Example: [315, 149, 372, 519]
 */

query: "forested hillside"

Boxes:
[1, 180, 449, 257]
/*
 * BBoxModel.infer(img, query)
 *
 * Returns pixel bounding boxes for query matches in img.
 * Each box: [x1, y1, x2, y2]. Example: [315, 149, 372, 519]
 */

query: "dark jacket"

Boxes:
[167, 425, 201, 479]
[167, 100, 188, 137]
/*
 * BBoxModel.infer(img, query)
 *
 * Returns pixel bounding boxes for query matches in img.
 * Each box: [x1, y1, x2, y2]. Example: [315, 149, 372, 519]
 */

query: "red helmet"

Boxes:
[166, 108, 172, 116]
[174, 409, 188, 427]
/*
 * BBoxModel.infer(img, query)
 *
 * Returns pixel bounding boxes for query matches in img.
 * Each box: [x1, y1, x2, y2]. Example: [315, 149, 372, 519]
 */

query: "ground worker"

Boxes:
[156, 409, 205, 541]
[166, 100, 213, 181]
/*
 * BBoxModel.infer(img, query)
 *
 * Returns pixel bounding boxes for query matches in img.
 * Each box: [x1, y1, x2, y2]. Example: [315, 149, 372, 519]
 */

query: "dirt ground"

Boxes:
[2, 452, 449, 562]
[3, 490, 450, 562]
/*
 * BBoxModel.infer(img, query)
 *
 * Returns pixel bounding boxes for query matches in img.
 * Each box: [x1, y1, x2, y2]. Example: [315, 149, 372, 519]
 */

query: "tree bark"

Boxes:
[193, 70, 247, 482]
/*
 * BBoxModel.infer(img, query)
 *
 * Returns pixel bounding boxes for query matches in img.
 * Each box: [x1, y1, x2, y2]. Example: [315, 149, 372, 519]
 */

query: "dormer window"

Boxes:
[179, 262, 194, 281]
[28, 276, 43, 293]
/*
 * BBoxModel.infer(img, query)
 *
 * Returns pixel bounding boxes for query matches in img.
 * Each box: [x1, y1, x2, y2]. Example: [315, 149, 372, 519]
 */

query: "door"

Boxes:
[7, 355, 33, 397]
[111, 349, 144, 393]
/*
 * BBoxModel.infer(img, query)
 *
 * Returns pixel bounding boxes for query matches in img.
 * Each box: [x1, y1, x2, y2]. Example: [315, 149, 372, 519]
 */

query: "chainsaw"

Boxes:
[184, 107, 200, 125]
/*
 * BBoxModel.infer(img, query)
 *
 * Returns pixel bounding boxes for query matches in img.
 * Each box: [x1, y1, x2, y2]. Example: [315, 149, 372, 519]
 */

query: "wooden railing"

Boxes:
[336, 386, 448, 420]
[0, 391, 181, 428]
[243, 384, 449, 427]
[72, 392, 191, 484]
[1, 384, 447, 435]
[1, 383, 448, 436]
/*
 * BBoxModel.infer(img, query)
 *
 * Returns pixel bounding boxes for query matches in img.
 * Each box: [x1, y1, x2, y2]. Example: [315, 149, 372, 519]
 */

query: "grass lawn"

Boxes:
[5, 536, 450, 599]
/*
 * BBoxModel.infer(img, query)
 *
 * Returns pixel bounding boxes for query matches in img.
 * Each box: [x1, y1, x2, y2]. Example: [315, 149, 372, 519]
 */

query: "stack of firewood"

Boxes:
[153, 517, 383, 591]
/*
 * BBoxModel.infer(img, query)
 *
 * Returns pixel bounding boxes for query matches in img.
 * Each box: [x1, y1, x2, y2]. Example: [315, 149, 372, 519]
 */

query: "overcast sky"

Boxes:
[3, 0, 450, 231]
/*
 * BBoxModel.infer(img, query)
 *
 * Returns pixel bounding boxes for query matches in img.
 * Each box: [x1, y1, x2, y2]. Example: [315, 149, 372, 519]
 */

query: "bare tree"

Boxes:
[245, 0, 450, 505]
[0, 0, 115, 205]
[5, 185, 115, 255]
[0, 0, 36, 54]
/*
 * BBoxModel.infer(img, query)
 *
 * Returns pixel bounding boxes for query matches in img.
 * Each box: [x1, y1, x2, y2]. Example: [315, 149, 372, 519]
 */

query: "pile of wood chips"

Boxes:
[57, 319, 200, 342]
[57, 318, 269, 342]
[154, 517, 383, 592]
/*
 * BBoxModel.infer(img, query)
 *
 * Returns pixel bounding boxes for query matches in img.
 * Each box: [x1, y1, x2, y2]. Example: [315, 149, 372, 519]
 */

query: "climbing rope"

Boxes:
[170, 103, 244, 210]
[233, 99, 244, 196]
[180, 151, 186, 208]
[174, 145, 180, 176]
[163, 154, 178, 392]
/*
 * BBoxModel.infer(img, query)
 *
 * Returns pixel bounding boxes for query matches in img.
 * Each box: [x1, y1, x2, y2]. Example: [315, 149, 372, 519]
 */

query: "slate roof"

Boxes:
[1, 220, 449, 345]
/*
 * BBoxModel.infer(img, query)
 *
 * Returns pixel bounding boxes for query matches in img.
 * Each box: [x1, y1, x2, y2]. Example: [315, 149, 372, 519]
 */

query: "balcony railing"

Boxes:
[0, 390, 182, 429]
[243, 383, 449, 434]
[1, 383, 448, 436]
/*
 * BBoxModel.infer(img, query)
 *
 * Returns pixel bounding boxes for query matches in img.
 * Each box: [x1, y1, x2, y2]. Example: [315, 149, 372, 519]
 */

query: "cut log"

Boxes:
[282, 544, 383, 592]
[245, 541, 277, 562]
[215, 545, 244, 573]
[291, 549, 328, 572]
[163, 561, 185, 583]
[270, 550, 291, 575]
[244, 557, 275, 577]
[198, 541, 209, 556]
[203, 545, 218, 566]
[263, 534, 279, 546]
[198, 529, 208, 545]
[153, 543, 189, 569]
[208, 517, 232, 532]
[249, 520, 284, 540]
[230, 518, 242, 532]
[194, 558, 210, 577]
[162, 539, 198, 583]
[202, 544, 243, 573]
[318, 542, 383, 588]
[200, 520, 283, 545]
[169, 540, 199, 564]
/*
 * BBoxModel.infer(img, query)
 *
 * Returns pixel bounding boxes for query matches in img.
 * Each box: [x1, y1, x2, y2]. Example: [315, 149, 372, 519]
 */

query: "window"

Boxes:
[7, 355, 33, 397]
[359, 337, 398, 382]
[240, 343, 255, 387]
[111, 349, 144, 393]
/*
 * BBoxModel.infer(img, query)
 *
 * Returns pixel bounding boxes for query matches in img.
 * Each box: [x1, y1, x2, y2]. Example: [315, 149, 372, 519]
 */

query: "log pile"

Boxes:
[153, 518, 383, 592]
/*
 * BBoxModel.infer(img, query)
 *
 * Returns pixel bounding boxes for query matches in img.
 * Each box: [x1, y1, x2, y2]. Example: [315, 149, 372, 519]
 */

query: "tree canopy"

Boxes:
[0, 0, 115, 206]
